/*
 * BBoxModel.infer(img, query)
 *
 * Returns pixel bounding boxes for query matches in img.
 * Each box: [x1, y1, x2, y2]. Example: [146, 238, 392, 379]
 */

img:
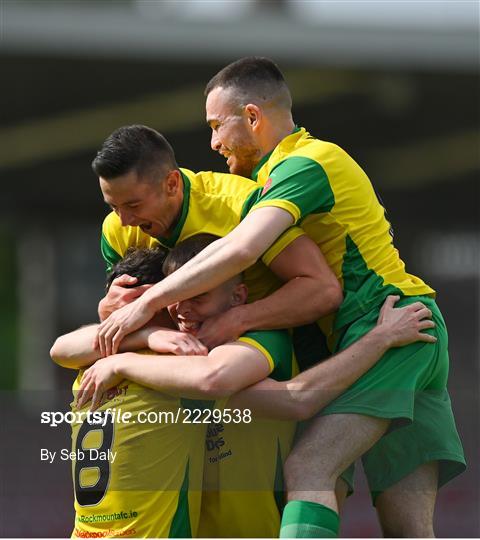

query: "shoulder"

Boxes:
[239, 329, 292, 360]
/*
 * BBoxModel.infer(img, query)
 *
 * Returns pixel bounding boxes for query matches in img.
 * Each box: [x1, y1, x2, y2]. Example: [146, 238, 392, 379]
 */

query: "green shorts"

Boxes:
[322, 296, 466, 499]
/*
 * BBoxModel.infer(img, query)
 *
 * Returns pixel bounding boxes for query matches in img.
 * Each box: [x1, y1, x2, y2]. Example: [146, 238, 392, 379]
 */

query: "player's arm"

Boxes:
[77, 341, 272, 410]
[97, 206, 296, 355]
[50, 324, 151, 369]
[197, 233, 342, 348]
[227, 296, 437, 420]
[50, 325, 206, 369]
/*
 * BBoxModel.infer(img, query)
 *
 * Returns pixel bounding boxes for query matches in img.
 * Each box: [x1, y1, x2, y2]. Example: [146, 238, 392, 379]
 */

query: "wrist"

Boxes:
[234, 304, 251, 335]
[369, 325, 393, 352]
[113, 353, 128, 376]
[98, 298, 110, 322]
[141, 290, 163, 317]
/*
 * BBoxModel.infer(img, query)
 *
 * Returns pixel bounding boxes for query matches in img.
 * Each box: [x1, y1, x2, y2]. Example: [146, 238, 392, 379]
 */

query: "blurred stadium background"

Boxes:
[1, 0, 478, 536]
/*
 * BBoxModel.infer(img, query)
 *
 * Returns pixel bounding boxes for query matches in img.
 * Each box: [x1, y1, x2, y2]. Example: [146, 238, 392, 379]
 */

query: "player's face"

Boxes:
[100, 170, 181, 238]
[167, 280, 246, 335]
[206, 87, 261, 178]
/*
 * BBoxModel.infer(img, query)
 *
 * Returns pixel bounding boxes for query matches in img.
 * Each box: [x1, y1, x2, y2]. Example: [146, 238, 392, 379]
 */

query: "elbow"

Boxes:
[50, 338, 66, 365]
[292, 400, 318, 421]
[197, 365, 233, 399]
[284, 381, 322, 421]
[327, 281, 343, 312]
[231, 242, 259, 271]
[315, 280, 343, 316]
[50, 337, 77, 368]
[303, 280, 343, 322]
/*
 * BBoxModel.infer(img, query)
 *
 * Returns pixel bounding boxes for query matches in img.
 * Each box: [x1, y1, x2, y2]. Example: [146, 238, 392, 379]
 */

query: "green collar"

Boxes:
[251, 151, 272, 182]
[251, 125, 301, 182]
[156, 170, 191, 248]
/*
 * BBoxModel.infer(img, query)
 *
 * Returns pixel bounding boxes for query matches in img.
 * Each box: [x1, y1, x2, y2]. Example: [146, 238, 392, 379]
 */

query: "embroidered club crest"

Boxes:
[262, 177, 273, 195]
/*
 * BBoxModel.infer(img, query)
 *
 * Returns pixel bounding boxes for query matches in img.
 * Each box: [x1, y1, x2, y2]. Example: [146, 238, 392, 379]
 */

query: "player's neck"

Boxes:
[259, 118, 296, 159]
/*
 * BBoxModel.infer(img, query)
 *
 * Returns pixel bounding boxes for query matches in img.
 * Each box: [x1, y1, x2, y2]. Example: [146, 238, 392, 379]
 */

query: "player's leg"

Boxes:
[280, 296, 448, 538]
[363, 300, 465, 537]
[280, 412, 390, 538]
[335, 477, 349, 515]
[375, 461, 438, 537]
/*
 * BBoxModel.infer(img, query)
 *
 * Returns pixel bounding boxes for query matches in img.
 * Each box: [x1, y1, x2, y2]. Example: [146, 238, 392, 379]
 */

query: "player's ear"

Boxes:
[231, 283, 248, 306]
[244, 104, 261, 131]
[165, 169, 181, 196]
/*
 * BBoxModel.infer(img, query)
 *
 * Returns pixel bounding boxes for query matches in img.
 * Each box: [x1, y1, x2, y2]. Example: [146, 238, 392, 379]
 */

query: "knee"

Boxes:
[284, 450, 338, 491]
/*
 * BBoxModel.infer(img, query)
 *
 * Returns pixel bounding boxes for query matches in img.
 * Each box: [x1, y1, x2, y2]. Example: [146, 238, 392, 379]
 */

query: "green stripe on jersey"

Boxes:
[260, 156, 335, 221]
[157, 172, 191, 248]
[242, 329, 293, 381]
[169, 459, 192, 538]
[335, 235, 403, 332]
[101, 233, 121, 272]
[240, 186, 262, 220]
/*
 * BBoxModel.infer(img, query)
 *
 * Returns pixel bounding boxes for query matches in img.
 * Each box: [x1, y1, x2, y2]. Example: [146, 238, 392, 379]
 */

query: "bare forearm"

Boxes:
[142, 237, 254, 312]
[237, 278, 342, 332]
[288, 326, 391, 417]
[229, 326, 391, 420]
[141, 209, 293, 312]
[50, 326, 149, 369]
[114, 353, 215, 399]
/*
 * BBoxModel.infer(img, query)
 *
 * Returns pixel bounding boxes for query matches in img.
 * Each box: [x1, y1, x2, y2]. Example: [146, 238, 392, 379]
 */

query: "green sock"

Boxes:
[280, 500, 340, 538]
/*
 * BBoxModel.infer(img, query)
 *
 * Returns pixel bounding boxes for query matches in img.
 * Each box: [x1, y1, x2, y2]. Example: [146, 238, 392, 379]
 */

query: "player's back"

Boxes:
[253, 127, 434, 334]
[71, 367, 206, 538]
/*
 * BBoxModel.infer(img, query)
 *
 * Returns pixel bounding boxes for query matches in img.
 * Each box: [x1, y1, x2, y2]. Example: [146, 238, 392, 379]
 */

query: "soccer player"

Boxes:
[95, 124, 342, 333]
[50, 246, 206, 538]
[96, 58, 466, 537]
[93, 124, 353, 513]
[74, 237, 436, 538]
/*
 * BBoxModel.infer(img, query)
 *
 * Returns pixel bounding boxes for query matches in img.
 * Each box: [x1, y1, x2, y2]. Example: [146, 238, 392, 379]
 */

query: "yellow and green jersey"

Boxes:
[249, 127, 434, 338]
[199, 329, 298, 538]
[101, 168, 304, 303]
[70, 358, 207, 538]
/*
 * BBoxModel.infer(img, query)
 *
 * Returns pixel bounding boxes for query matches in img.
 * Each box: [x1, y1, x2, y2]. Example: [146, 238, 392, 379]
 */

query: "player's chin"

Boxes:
[228, 159, 248, 178]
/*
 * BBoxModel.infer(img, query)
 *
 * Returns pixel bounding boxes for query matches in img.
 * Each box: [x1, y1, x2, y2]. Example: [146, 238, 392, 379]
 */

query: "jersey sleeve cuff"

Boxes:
[237, 336, 275, 373]
[261, 227, 306, 267]
[250, 199, 301, 223]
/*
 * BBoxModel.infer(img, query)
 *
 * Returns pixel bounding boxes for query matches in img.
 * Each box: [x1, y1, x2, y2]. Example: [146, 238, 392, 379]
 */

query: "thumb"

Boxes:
[378, 295, 400, 323]
[113, 274, 138, 287]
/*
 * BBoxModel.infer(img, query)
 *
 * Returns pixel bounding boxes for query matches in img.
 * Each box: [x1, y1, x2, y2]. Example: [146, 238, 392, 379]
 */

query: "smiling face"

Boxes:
[100, 170, 182, 239]
[206, 87, 261, 178]
[167, 279, 247, 335]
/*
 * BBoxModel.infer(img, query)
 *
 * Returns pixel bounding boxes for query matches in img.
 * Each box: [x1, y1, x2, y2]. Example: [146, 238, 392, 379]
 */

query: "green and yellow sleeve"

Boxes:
[250, 156, 335, 223]
[238, 330, 294, 382]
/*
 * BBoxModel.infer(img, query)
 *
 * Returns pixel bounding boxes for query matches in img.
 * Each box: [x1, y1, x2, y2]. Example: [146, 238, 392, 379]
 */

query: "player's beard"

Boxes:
[226, 141, 261, 179]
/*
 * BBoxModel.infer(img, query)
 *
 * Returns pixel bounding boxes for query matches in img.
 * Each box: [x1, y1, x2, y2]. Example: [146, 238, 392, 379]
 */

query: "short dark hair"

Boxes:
[92, 125, 178, 181]
[106, 246, 167, 291]
[204, 56, 291, 109]
[162, 234, 220, 276]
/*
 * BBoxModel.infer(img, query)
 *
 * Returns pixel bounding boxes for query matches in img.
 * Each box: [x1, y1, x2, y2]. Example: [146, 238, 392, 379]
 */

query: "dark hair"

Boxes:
[106, 246, 168, 291]
[204, 56, 291, 109]
[162, 234, 220, 276]
[92, 125, 178, 181]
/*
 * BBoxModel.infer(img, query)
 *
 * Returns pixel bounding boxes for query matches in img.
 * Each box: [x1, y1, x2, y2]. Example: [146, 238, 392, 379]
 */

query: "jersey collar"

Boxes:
[156, 170, 191, 248]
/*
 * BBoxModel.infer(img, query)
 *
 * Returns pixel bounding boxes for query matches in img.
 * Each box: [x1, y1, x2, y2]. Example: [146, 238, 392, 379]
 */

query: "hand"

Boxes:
[96, 296, 157, 357]
[147, 328, 208, 356]
[376, 295, 436, 348]
[98, 274, 152, 321]
[76, 356, 123, 411]
[196, 306, 246, 349]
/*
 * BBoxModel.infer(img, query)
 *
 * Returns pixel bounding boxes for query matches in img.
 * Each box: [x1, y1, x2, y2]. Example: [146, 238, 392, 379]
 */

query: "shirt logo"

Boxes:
[262, 177, 273, 195]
